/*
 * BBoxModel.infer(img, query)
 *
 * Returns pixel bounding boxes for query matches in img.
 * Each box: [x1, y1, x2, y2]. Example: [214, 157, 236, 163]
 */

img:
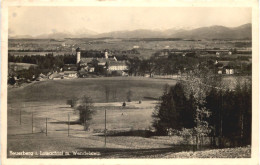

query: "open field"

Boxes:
[8, 100, 192, 158]
[7, 77, 182, 158]
[7, 76, 251, 158]
[9, 39, 251, 59]
[8, 51, 73, 56]
[9, 38, 252, 51]
[8, 77, 177, 104]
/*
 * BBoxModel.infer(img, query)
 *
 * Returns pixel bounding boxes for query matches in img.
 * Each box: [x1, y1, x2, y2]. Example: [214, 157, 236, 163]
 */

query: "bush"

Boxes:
[177, 128, 194, 144]
[111, 71, 122, 76]
[66, 97, 78, 107]
[75, 95, 95, 130]
[8, 77, 16, 85]
[126, 89, 133, 102]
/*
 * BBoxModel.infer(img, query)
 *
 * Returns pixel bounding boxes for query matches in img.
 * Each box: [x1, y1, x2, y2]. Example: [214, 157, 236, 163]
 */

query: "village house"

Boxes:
[63, 71, 78, 79]
[216, 51, 232, 56]
[106, 61, 128, 71]
[215, 60, 235, 75]
[36, 73, 47, 81]
[48, 72, 63, 80]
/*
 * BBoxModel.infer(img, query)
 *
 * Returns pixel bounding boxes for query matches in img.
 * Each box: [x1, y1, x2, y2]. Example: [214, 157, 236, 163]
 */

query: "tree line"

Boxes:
[9, 54, 76, 69]
[127, 54, 200, 76]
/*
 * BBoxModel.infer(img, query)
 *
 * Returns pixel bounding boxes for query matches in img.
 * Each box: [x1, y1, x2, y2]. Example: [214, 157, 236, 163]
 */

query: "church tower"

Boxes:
[76, 47, 81, 64]
[104, 50, 108, 59]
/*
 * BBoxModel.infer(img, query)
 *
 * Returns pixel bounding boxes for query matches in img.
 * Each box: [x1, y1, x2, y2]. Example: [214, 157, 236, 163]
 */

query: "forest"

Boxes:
[152, 70, 251, 148]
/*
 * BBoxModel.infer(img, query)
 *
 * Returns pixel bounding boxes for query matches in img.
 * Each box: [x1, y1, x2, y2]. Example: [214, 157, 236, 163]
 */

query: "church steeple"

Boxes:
[104, 50, 108, 59]
[76, 47, 81, 64]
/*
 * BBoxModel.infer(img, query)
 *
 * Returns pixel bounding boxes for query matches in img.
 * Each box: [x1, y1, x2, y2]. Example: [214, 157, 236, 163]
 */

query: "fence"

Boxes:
[8, 107, 109, 147]
[8, 105, 236, 152]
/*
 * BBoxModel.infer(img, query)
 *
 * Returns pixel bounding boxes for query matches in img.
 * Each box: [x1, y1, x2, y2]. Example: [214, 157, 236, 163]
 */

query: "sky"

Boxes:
[9, 7, 251, 36]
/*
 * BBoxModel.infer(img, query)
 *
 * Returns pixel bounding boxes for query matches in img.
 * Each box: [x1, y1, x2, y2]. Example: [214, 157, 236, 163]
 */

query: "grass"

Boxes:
[7, 98, 251, 158]
[7, 76, 251, 158]
[9, 39, 250, 54]
[8, 77, 177, 104]
[8, 78, 170, 158]
[91, 101, 156, 131]
[7, 100, 183, 158]
[164, 146, 251, 158]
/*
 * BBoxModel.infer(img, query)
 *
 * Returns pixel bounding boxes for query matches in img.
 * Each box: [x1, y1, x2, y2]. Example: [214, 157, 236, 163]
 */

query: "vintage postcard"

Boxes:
[1, 0, 259, 164]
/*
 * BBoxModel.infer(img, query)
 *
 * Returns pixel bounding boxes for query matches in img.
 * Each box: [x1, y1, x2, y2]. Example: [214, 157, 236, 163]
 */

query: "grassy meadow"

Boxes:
[7, 76, 251, 158]
[8, 77, 177, 104]
[7, 77, 183, 158]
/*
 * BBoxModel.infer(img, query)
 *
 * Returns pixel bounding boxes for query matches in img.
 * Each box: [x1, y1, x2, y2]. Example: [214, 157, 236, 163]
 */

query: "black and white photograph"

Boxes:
[1, 0, 259, 164]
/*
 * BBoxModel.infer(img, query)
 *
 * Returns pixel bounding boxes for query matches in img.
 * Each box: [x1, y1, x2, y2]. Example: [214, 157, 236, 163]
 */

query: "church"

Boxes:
[76, 47, 128, 73]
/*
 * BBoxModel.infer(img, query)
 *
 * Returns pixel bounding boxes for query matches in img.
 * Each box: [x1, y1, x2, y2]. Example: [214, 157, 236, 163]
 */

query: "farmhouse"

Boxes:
[225, 68, 235, 75]
[63, 64, 77, 71]
[49, 72, 63, 80]
[106, 61, 128, 71]
[215, 61, 235, 75]
[63, 71, 78, 79]
[36, 73, 47, 81]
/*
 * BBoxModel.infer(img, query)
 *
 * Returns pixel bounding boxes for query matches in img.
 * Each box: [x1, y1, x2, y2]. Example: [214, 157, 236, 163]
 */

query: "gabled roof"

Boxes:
[80, 58, 116, 64]
[107, 61, 127, 66]
[217, 61, 230, 67]
[98, 58, 116, 63]
[64, 71, 77, 74]
[50, 72, 62, 78]
[80, 58, 94, 63]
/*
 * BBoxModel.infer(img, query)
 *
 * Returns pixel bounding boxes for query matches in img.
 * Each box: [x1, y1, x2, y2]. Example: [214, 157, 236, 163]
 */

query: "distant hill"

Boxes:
[93, 29, 166, 39]
[9, 28, 97, 39]
[9, 35, 34, 39]
[92, 24, 251, 39]
[9, 23, 251, 40]
[35, 29, 97, 39]
[170, 23, 252, 39]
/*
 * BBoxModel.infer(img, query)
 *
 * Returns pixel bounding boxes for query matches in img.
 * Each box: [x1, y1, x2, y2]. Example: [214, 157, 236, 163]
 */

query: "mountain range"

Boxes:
[9, 23, 251, 40]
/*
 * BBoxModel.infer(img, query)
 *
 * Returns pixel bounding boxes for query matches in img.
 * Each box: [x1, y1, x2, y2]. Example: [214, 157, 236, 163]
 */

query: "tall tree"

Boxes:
[152, 82, 190, 135]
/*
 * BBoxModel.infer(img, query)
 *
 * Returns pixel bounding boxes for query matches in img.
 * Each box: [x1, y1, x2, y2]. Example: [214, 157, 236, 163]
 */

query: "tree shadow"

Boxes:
[97, 130, 155, 138]
[59, 106, 71, 109]
[49, 121, 81, 125]
[8, 132, 44, 136]
[143, 96, 159, 101]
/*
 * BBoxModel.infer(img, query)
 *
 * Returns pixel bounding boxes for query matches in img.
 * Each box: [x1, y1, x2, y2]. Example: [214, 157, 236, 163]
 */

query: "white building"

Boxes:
[107, 61, 128, 71]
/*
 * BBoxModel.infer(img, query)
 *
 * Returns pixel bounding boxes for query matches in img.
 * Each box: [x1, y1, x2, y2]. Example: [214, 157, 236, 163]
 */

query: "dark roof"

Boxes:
[98, 58, 116, 63]
[217, 61, 230, 66]
[76, 47, 80, 52]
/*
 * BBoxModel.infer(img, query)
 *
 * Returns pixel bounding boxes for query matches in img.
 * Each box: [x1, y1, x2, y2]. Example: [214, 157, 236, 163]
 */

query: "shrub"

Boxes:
[66, 97, 78, 107]
[126, 89, 133, 102]
[8, 77, 16, 85]
[177, 128, 194, 144]
[75, 95, 95, 130]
